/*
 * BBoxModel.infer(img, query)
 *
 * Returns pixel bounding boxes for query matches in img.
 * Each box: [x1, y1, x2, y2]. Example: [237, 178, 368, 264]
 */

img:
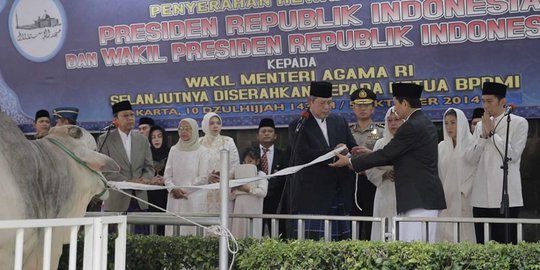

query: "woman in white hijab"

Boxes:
[199, 112, 240, 213]
[436, 108, 476, 242]
[366, 106, 404, 241]
[164, 118, 209, 236]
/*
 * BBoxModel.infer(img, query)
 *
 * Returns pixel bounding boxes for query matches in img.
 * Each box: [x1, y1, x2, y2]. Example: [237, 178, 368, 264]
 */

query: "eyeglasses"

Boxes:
[178, 127, 192, 131]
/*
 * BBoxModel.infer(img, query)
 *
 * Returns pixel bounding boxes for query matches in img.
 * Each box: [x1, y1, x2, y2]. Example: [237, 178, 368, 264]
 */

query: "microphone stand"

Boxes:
[290, 116, 308, 167]
[98, 124, 114, 153]
[277, 111, 308, 238]
[499, 112, 511, 243]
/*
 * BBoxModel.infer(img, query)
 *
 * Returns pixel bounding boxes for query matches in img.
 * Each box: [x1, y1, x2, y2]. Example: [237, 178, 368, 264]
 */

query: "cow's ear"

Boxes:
[68, 126, 83, 139]
[75, 147, 120, 172]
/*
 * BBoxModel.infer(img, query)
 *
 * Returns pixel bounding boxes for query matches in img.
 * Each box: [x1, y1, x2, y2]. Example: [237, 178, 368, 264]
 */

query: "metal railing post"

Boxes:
[392, 217, 398, 241]
[271, 219, 278, 238]
[517, 223, 523, 242]
[324, 219, 331, 241]
[484, 223, 490, 243]
[380, 217, 386, 242]
[219, 149, 230, 270]
[297, 219, 304, 240]
[351, 221, 358, 240]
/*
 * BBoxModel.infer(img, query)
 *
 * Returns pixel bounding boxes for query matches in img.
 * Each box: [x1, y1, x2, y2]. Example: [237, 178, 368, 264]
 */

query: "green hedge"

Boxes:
[59, 235, 540, 270]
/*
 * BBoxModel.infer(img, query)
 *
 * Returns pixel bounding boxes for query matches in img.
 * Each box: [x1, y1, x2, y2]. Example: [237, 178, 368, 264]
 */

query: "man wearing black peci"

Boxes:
[32, 109, 51, 139]
[465, 82, 528, 244]
[97, 100, 157, 234]
[284, 81, 358, 240]
[330, 82, 446, 242]
[253, 118, 289, 237]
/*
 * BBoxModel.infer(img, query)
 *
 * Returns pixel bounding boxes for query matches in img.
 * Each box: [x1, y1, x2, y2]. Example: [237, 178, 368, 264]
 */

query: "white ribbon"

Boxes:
[109, 146, 346, 191]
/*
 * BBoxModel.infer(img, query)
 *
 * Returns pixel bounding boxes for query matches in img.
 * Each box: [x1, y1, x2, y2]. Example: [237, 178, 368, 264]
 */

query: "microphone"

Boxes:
[504, 104, 515, 116]
[295, 111, 310, 133]
[101, 123, 116, 131]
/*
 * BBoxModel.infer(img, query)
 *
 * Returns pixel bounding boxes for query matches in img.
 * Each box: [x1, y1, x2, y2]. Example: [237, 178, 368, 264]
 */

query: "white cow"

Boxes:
[0, 111, 119, 270]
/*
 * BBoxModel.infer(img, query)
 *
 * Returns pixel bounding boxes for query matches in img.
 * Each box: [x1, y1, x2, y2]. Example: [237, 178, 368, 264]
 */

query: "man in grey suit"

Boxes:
[331, 83, 446, 242]
[97, 101, 156, 227]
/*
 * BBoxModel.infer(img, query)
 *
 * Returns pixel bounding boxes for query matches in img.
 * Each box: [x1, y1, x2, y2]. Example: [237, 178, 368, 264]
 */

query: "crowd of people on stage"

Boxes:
[27, 80, 528, 244]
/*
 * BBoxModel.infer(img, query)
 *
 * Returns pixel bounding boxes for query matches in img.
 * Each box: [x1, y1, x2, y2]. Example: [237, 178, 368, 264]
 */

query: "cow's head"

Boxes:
[48, 125, 119, 173]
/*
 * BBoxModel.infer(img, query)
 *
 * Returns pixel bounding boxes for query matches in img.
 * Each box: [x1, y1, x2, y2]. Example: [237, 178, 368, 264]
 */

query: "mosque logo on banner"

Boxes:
[8, 0, 67, 62]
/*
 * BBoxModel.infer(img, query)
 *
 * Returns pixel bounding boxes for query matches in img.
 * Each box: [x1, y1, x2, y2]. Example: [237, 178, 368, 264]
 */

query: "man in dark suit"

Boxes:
[284, 81, 358, 240]
[331, 83, 446, 242]
[254, 118, 289, 237]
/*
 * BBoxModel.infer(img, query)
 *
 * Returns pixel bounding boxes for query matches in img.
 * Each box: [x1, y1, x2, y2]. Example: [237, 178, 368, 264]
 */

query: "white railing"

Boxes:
[89, 212, 540, 243]
[392, 216, 540, 243]
[89, 212, 384, 240]
[0, 216, 127, 270]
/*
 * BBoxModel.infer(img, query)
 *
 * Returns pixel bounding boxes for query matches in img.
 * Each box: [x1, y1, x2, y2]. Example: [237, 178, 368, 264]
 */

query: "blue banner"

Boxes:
[1, 0, 538, 132]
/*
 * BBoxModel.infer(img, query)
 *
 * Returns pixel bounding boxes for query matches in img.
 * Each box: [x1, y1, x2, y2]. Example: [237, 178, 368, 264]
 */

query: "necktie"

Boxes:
[261, 147, 269, 174]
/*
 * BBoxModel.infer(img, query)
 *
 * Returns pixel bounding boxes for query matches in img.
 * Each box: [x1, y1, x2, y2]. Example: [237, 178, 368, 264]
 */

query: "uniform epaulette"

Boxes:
[375, 123, 385, 129]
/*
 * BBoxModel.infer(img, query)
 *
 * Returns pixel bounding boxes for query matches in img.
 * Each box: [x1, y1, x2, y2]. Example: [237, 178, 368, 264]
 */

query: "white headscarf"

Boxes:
[378, 106, 399, 147]
[365, 106, 401, 216]
[175, 118, 200, 152]
[439, 108, 474, 160]
[200, 112, 221, 143]
[438, 108, 475, 195]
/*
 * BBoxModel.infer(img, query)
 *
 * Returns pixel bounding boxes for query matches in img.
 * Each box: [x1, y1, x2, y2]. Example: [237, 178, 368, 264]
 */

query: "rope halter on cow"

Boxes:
[46, 137, 109, 199]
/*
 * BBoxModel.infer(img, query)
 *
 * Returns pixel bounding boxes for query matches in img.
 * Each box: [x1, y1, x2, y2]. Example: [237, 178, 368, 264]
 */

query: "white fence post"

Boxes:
[91, 217, 103, 270]
[42, 227, 53, 270]
[68, 225, 79, 270]
[114, 216, 127, 270]
[100, 221, 109, 270]
[14, 228, 24, 270]
[83, 221, 94, 270]
[0, 216, 126, 270]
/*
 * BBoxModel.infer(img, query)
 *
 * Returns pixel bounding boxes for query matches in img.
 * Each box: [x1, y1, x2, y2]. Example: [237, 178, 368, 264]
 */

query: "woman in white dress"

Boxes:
[230, 148, 268, 238]
[366, 106, 403, 241]
[199, 112, 240, 213]
[436, 108, 476, 242]
[164, 118, 209, 236]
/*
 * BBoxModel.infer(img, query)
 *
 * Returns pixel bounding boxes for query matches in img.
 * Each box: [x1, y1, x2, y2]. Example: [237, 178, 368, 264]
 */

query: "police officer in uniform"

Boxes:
[349, 88, 383, 240]
[53, 107, 79, 126]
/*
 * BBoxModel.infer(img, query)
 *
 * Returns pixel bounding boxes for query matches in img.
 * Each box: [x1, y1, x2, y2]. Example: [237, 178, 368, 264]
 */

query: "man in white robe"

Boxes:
[465, 82, 528, 244]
